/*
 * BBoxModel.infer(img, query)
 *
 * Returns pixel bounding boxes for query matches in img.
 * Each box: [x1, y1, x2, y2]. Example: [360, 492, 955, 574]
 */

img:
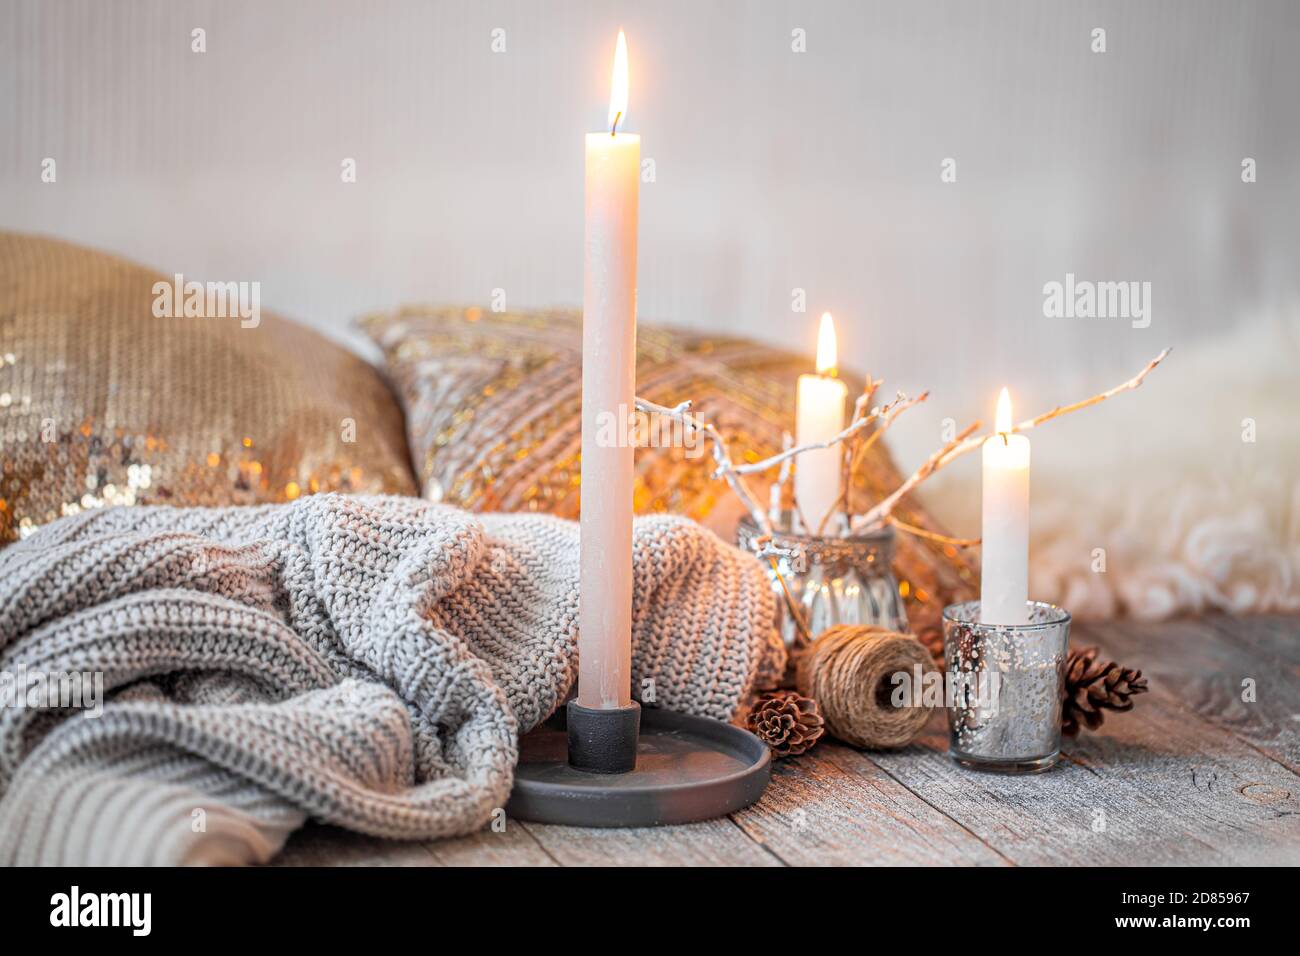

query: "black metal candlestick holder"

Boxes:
[565, 700, 641, 772]
[507, 693, 773, 827]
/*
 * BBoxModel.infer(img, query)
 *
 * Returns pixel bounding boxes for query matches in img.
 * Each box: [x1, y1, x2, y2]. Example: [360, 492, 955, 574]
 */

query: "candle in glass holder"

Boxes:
[794, 312, 848, 532]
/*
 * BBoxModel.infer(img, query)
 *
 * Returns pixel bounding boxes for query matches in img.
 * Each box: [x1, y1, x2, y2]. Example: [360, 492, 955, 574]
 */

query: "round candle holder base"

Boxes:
[507, 707, 771, 827]
[948, 750, 1060, 775]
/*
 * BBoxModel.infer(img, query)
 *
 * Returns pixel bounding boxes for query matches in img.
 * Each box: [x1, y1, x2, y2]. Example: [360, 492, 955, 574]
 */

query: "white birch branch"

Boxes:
[850, 348, 1171, 532]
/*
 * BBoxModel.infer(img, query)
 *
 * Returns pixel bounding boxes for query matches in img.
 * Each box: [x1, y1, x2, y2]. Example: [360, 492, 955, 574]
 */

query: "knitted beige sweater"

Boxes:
[0, 495, 783, 865]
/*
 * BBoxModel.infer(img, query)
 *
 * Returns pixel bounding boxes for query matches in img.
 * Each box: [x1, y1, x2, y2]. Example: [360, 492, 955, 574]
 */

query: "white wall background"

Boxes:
[4, 0, 1298, 543]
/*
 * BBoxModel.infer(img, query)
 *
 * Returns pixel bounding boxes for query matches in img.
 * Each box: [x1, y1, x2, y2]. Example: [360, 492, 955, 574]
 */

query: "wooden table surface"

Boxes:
[275, 614, 1300, 866]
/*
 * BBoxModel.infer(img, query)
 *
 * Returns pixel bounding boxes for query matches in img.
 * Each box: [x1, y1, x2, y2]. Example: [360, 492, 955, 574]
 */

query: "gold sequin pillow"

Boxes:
[361, 305, 977, 634]
[0, 232, 416, 542]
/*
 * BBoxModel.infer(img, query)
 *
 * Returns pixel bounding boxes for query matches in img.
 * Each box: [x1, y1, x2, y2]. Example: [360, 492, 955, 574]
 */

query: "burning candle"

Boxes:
[578, 30, 639, 709]
[794, 313, 848, 532]
[980, 387, 1031, 625]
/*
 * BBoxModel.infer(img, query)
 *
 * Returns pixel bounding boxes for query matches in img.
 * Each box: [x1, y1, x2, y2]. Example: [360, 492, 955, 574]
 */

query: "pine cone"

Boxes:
[747, 690, 825, 758]
[1062, 646, 1149, 736]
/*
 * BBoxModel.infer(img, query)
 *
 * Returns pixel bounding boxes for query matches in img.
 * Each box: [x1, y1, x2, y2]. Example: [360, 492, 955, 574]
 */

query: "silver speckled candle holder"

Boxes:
[942, 600, 1071, 774]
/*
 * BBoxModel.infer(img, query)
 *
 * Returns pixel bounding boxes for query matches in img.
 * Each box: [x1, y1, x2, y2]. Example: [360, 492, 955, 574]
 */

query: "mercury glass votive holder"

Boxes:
[738, 513, 908, 653]
[941, 600, 1071, 774]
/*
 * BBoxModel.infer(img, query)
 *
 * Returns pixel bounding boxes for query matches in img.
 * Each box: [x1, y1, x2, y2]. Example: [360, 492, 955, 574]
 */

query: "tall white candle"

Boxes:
[980, 387, 1031, 625]
[578, 31, 639, 709]
[794, 313, 848, 532]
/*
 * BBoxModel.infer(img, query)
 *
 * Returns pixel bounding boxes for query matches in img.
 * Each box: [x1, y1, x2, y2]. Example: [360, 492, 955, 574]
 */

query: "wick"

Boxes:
[1001, 432, 1009, 446]
[610, 111, 621, 137]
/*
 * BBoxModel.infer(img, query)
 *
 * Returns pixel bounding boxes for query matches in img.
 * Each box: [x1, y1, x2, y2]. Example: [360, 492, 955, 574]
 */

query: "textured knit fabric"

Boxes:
[0, 494, 784, 865]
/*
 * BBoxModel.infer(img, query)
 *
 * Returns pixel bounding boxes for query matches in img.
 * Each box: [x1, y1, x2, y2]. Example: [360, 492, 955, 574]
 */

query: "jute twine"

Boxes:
[796, 625, 936, 749]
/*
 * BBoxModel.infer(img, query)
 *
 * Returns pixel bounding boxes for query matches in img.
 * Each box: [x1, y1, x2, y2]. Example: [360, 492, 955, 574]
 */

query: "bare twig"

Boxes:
[854, 422, 981, 531]
[636, 400, 824, 642]
[768, 557, 812, 645]
[751, 536, 799, 563]
[636, 348, 1169, 555]
[886, 515, 980, 548]
[732, 380, 891, 477]
[815, 389, 929, 534]
[1014, 347, 1171, 432]
[635, 397, 772, 535]
[739, 533, 813, 644]
[639, 383, 923, 537]
[850, 349, 1171, 533]
[838, 381, 880, 509]
[824, 380, 879, 537]
[768, 430, 794, 525]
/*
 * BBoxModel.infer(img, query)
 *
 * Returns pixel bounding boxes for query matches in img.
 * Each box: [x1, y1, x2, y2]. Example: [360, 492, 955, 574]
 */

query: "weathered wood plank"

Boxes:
[518, 817, 780, 867]
[422, 823, 559, 866]
[730, 741, 1007, 865]
[275, 820, 557, 867]
[1079, 615, 1300, 773]
[273, 824, 440, 867]
[274, 617, 1300, 866]
[1212, 614, 1300, 658]
[1061, 691, 1300, 864]
[866, 716, 1223, 866]
[866, 620, 1300, 865]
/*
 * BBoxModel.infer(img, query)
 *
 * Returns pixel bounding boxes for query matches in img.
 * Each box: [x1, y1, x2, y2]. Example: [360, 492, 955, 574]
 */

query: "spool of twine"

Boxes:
[796, 625, 936, 749]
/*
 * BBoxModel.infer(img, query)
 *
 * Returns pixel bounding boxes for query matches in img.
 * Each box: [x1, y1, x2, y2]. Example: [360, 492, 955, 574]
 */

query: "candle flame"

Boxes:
[815, 312, 838, 376]
[995, 387, 1013, 433]
[608, 30, 629, 133]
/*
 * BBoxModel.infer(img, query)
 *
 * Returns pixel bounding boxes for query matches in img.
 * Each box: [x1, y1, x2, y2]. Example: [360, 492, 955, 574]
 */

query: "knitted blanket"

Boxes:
[0, 495, 783, 865]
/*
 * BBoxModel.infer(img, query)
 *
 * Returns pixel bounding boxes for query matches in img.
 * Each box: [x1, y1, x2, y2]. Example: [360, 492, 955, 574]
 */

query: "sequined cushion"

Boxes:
[361, 305, 977, 636]
[0, 233, 417, 542]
